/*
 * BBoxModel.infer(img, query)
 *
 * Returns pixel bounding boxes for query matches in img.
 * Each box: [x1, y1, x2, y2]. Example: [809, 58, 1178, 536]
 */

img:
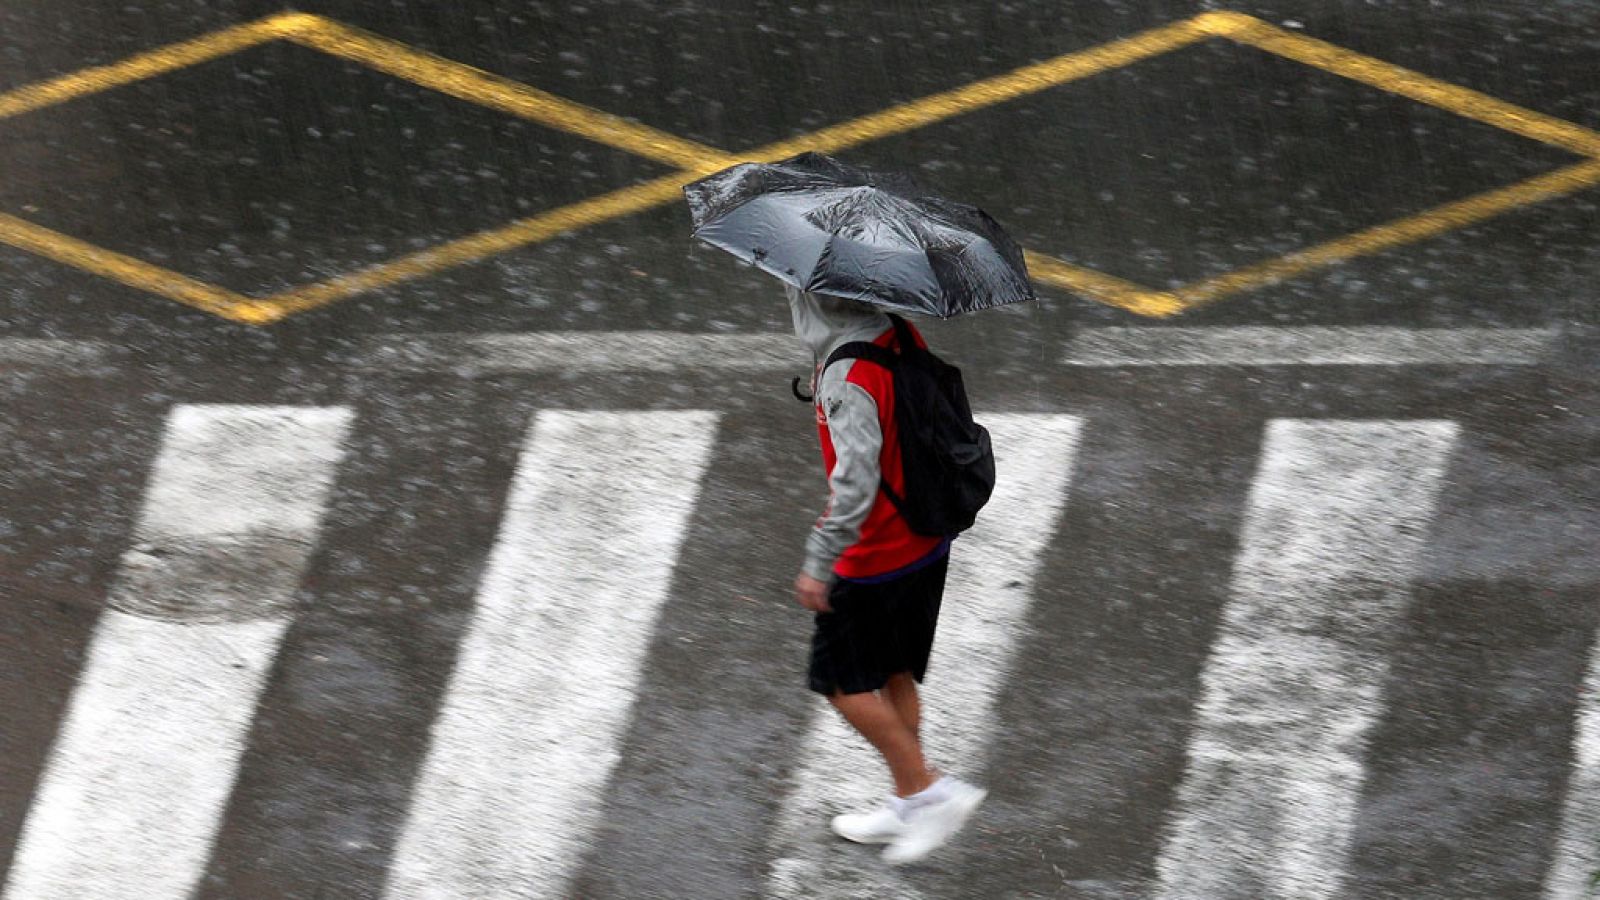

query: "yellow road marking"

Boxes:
[252, 16, 1219, 320]
[1190, 11, 1267, 36]
[1173, 158, 1600, 308]
[0, 11, 1596, 323]
[1225, 17, 1600, 158]
[0, 19, 282, 120]
[1023, 252, 1184, 317]
[0, 213, 267, 321]
[265, 189, 1191, 322]
[260, 173, 690, 322]
[752, 16, 1213, 162]
[285, 18, 737, 173]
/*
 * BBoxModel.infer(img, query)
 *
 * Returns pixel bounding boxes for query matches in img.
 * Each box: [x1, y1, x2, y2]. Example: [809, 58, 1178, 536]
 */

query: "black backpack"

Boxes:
[817, 315, 996, 537]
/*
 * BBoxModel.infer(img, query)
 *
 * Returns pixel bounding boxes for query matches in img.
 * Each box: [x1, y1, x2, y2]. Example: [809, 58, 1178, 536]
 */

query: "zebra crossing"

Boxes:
[1153, 420, 1458, 900]
[1550, 645, 1600, 900]
[3, 406, 353, 900]
[1, 401, 1595, 899]
[385, 411, 716, 899]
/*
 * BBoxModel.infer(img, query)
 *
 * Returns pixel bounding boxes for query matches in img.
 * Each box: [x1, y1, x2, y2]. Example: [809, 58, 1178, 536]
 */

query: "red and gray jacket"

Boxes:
[787, 286, 949, 583]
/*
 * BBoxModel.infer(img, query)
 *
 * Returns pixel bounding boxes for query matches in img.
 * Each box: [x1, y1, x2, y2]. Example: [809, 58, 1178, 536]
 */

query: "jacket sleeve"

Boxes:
[803, 374, 882, 581]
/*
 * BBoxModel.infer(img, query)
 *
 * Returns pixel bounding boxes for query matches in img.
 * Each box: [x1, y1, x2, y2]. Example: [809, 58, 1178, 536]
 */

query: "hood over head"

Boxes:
[785, 284, 891, 364]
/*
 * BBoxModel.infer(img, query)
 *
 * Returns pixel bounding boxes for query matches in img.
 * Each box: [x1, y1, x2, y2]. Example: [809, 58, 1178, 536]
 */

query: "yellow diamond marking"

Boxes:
[0, 11, 1596, 324]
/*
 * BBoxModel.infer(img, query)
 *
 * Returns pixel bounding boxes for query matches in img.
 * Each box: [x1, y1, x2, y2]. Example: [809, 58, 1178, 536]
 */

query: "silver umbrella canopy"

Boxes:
[683, 152, 1033, 318]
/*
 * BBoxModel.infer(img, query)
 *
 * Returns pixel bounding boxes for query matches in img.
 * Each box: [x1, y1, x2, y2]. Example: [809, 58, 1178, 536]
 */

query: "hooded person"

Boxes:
[785, 284, 987, 865]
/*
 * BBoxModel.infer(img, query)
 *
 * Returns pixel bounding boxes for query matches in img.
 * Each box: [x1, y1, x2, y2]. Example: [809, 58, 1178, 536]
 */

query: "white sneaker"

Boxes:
[882, 778, 986, 865]
[830, 804, 907, 844]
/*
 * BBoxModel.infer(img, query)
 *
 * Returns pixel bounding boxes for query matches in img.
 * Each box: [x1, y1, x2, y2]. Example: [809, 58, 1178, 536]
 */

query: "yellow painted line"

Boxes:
[265, 8, 1599, 320]
[752, 16, 1214, 162]
[1189, 11, 1272, 37]
[1023, 250, 1183, 317]
[258, 179, 1198, 322]
[1172, 158, 1600, 309]
[256, 172, 690, 321]
[251, 16, 1223, 318]
[246, 17, 1221, 320]
[286, 17, 737, 173]
[3, 10, 1597, 325]
[1224, 15, 1600, 159]
[0, 213, 269, 322]
[0, 17, 289, 120]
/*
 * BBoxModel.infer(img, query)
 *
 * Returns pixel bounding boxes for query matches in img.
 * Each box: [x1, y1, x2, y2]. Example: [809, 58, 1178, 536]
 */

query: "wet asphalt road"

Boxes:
[2, 2, 1599, 898]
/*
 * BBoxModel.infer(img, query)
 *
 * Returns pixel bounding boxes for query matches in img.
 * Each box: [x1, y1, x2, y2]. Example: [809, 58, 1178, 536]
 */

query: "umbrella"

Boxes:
[683, 152, 1033, 318]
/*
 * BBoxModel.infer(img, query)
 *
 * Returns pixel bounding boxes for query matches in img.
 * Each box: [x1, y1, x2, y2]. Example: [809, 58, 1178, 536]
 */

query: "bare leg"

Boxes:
[828, 689, 936, 798]
[883, 672, 922, 742]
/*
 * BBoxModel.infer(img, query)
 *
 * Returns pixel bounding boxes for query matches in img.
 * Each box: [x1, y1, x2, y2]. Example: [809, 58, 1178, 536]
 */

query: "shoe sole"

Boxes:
[831, 818, 905, 845]
[833, 829, 902, 845]
[882, 788, 986, 865]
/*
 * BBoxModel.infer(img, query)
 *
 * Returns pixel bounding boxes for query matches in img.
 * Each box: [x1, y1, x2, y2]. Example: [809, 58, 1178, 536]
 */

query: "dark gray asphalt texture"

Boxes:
[2, 2, 1598, 898]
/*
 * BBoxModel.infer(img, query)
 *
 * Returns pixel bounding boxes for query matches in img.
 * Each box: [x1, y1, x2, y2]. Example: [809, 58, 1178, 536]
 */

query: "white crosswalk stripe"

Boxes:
[361, 332, 807, 373]
[1152, 419, 1459, 900]
[1, 405, 353, 900]
[1061, 326, 1559, 366]
[4, 405, 1594, 899]
[1543, 631, 1600, 900]
[766, 414, 1083, 899]
[381, 410, 718, 900]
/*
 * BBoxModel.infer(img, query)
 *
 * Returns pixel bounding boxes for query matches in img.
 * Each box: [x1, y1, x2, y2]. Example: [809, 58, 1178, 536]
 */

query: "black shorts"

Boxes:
[807, 553, 950, 696]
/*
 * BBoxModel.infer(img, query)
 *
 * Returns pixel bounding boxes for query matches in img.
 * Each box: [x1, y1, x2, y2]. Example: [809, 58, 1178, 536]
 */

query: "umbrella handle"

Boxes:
[790, 376, 814, 403]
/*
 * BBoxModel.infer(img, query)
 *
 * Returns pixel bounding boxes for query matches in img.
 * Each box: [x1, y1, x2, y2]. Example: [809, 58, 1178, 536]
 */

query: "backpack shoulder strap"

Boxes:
[823, 336, 908, 514]
[795, 340, 895, 403]
[793, 339, 894, 404]
[886, 313, 918, 353]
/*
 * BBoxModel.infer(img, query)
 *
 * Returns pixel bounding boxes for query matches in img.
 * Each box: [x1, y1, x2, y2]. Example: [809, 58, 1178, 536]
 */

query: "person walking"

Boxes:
[786, 283, 987, 865]
[684, 150, 1026, 861]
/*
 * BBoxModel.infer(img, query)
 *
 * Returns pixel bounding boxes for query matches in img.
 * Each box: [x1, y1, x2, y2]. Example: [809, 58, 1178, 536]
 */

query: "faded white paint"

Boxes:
[3, 329, 1557, 377]
[2, 404, 353, 900]
[364, 331, 806, 373]
[1542, 634, 1600, 900]
[1062, 326, 1557, 366]
[382, 410, 718, 900]
[0, 338, 110, 368]
[1153, 419, 1458, 900]
[767, 414, 1083, 899]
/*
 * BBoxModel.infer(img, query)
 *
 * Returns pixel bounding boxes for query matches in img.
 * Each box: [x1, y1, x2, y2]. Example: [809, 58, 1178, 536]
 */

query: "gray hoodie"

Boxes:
[786, 285, 894, 581]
